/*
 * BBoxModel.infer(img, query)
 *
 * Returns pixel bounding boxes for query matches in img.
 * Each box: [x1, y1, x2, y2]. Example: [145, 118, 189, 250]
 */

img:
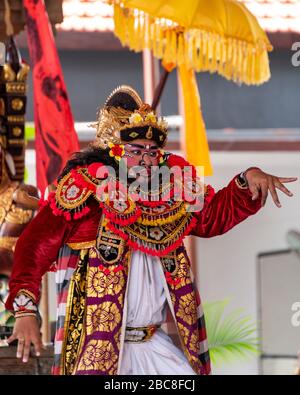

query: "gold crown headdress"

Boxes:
[91, 85, 168, 149]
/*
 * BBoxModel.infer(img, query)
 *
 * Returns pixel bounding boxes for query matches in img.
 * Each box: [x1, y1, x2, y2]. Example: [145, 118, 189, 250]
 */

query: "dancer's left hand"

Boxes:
[245, 168, 297, 207]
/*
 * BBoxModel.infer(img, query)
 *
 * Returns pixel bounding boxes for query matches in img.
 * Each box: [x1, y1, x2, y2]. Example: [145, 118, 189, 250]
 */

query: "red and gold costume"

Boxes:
[5, 86, 261, 375]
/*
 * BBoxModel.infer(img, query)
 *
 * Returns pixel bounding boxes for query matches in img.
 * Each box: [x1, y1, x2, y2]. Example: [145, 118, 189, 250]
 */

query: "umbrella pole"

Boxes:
[143, 49, 159, 106]
[177, 69, 198, 275]
[151, 69, 170, 111]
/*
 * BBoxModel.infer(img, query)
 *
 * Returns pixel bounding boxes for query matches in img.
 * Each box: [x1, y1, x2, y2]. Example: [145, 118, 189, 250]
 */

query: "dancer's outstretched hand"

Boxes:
[244, 168, 297, 207]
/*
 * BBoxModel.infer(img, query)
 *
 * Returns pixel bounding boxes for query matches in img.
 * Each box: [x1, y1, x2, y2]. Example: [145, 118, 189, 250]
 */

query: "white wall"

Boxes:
[195, 151, 300, 375]
[25, 149, 37, 186]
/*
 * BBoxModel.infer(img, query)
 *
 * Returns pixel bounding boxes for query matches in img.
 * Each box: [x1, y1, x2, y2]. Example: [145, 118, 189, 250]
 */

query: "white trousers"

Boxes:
[119, 250, 196, 375]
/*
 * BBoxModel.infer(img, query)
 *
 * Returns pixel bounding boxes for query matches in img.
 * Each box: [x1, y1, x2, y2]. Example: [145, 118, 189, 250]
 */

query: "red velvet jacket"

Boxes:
[6, 175, 261, 311]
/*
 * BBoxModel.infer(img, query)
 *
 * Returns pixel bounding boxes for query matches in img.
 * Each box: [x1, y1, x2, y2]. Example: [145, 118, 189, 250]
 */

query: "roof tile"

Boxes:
[58, 0, 300, 33]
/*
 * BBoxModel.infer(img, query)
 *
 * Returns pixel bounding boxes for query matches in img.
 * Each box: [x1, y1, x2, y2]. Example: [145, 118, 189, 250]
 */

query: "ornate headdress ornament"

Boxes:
[91, 85, 168, 149]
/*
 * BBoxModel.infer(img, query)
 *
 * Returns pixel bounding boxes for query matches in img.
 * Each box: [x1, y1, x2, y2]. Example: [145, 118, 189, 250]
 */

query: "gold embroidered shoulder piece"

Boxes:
[48, 167, 99, 221]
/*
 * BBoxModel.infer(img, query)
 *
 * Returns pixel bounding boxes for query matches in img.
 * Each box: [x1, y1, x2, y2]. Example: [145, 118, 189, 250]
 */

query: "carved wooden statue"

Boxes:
[0, 37, 39, 335]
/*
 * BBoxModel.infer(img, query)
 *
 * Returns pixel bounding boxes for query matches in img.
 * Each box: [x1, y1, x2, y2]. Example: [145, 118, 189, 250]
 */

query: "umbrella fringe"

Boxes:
[113, 3, 272, 86]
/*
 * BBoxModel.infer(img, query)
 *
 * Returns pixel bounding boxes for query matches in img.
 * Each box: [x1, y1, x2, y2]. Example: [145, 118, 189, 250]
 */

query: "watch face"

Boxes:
[237, 172, 248, 188]
[240, 172, 246, 182]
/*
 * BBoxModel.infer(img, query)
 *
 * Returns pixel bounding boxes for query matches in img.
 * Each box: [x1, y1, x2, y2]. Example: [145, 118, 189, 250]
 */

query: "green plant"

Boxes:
[24, 167, 29, 183]
[25, 124, 35, 140]
[203, 299, 260, 366]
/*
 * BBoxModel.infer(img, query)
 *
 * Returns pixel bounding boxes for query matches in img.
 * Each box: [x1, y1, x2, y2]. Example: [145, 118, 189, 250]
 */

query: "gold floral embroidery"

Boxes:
[177, 292, 198, 326]
[177, 255, 190, 276]
[177, 322, 190, 345]
[169, 252, 192, 290]
[61, 250, 88, 375]
[77, 339, 117, 372]
[118, 293, 124, 306]
[86, 302, 121, 334]
[108, 363, 118, 375]
[170, 292, 176, 305]
[114, 327, 121, 346]
[178, 251, 190, 268]
[177, 322, 202, 374]
[190, 355, 202, 372]
[189, 329, 201, 354]
[87, 266, 125, 297]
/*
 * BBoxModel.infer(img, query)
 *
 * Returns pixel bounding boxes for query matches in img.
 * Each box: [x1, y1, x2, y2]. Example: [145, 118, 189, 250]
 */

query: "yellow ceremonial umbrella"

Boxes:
[110, 0, 273, 175]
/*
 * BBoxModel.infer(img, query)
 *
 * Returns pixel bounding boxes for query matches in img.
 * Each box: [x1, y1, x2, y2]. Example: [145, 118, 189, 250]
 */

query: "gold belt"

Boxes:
[125, 324, 161, 343]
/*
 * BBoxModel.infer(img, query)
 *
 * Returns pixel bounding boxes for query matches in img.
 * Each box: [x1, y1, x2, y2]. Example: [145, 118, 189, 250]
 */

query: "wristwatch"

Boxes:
[236, 167, 261, 189]
[236, 171, 248, 188]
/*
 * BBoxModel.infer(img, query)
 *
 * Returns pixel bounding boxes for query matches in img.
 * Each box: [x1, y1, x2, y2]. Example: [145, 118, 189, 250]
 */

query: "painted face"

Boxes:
[122, 139, 160, 184]
[123, 139, 160, 172]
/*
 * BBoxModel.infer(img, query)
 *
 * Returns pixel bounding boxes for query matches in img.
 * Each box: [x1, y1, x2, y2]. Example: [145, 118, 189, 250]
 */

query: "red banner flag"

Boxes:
[23, 0, 80, 194]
